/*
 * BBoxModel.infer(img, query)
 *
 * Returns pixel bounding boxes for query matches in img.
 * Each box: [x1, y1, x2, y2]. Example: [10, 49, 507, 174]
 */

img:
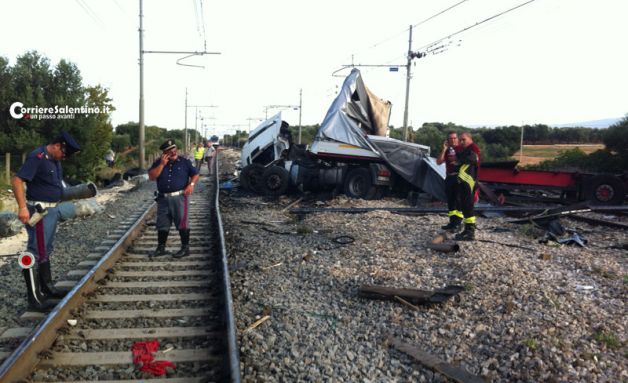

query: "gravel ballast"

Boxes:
[0, 181, 155, 330]
[218, 150, 627, 382]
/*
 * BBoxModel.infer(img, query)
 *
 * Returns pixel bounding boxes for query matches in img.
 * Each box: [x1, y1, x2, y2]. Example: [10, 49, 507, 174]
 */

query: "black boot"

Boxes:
[151, 230, 169, 258]
[455, 223, 476, 241]
[23, 268, 56, 312]
[173, 229, 190, 258]
[38, 261, 66, 299]
[441, 216, 462, 232]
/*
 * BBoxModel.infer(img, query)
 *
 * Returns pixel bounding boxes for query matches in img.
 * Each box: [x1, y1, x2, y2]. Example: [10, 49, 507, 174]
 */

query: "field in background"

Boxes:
[512, 144, 604, 166]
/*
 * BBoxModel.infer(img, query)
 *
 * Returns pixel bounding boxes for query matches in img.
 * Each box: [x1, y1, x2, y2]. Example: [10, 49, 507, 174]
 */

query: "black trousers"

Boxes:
[445, 175, 459, 213]
[457, 180, 476, 223]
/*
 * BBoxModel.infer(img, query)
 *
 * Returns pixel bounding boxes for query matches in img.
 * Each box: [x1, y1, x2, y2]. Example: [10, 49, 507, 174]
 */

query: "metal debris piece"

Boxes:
[388, 336, 487, 383]
[359, 285, 463, 305]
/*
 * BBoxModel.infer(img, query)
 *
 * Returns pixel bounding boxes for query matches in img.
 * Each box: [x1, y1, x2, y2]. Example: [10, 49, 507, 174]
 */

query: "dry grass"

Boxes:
[512, 144, 604, 166]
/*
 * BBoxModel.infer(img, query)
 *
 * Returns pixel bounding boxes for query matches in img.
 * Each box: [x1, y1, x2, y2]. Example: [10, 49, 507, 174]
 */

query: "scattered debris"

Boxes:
[0, 211, 22, 238]
[281, 197, 304, 212]
[358, 285, 463, 305]
[244, 315, 271, 332]
[387, 336, 487, 383]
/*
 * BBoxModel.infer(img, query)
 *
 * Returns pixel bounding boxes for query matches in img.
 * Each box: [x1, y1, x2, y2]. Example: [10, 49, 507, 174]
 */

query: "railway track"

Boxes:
[0, 157, 240, 382]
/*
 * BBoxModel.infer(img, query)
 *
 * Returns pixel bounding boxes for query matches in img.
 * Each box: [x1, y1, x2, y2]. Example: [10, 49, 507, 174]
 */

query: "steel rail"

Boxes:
[214, 155, 242, 382]
[0, 202, 156, 383]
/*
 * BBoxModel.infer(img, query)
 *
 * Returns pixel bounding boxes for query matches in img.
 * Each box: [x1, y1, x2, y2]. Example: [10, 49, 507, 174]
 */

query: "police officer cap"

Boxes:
[55, 131, 81, 156]
[159, 139, 177, 152]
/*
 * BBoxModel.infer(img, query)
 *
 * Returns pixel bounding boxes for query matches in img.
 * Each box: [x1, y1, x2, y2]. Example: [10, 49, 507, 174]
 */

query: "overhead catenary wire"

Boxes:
[347, 0, 472, 63]
[417, 0, 538, 51]
[75, 0, 106, 29]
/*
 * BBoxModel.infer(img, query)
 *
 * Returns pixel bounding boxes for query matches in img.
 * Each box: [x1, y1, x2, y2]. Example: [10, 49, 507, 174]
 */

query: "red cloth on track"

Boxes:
[132, 340, 176, 376]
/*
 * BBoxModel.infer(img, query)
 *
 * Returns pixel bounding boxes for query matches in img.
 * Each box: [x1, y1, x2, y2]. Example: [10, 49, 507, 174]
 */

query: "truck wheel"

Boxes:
[261, 166, 290, 196]
[240, 164, 265, 194]
[344, 168, 377, 199]
[585, 175, 625, 205]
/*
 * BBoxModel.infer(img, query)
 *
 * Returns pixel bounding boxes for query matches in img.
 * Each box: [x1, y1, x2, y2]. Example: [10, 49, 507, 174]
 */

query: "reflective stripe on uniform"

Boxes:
[458, 164, 475, 190]
[463, 216, 476, 224]
[448, 210, 463, 218]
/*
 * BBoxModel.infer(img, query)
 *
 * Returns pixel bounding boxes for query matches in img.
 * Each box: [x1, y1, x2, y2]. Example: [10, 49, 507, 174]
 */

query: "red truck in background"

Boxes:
[479, 161, 627, 205]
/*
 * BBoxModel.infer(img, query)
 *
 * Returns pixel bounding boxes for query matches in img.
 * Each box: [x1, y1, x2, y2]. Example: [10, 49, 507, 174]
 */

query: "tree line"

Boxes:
[3, 51, 625, 180]
[0, 51, 205, 181]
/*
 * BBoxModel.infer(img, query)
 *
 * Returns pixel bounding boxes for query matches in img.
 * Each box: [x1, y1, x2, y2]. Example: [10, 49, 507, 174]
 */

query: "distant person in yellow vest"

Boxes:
[193, 143, 205, 170]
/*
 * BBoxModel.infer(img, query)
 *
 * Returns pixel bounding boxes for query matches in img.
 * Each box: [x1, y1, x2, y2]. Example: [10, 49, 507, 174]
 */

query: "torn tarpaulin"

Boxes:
[132, 340, 176, 376]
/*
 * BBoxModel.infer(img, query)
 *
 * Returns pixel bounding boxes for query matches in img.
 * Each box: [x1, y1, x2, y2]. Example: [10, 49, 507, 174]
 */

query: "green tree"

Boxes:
[603, 116, 628, 157]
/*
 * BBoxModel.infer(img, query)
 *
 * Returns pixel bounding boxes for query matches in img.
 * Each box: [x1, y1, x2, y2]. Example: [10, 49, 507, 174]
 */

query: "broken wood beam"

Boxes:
[388, 336, 487, 383]
[359, 285, 463, 305]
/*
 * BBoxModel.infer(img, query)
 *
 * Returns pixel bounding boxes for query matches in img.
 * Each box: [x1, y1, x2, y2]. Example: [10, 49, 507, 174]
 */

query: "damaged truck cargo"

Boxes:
[237, 69, 446, 201]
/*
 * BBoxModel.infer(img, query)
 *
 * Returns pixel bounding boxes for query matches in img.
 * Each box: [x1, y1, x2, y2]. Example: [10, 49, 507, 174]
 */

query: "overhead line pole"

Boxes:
[138, 0, 145, 168]
[138, 0, 220, 168]
[298, 89, 303, 144]
[402, 25, 413, 142]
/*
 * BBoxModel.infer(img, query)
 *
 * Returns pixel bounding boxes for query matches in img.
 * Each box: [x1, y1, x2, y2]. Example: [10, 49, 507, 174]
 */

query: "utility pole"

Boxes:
[138, 0, 145, 168]
[186, 104, 217, 150]
[519, 124, 525, 164]
[184, 88, 188, 154]
[402, 25, 413, 142]
[138, 0, 220, 167]
[332, 26, 425, 143]
[298, 88, 303, 144]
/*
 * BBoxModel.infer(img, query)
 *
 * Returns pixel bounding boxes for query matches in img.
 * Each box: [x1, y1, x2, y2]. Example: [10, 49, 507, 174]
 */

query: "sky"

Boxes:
[1, 0, 627, 137]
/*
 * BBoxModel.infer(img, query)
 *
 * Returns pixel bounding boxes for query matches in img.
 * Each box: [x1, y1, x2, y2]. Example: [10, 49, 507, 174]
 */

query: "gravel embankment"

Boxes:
[0, 181, 155, 330]
[218, 149, 627, 383]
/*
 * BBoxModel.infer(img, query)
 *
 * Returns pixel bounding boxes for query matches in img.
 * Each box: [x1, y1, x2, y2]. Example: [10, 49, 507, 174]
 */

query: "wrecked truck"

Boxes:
[237, 69, 446, 200]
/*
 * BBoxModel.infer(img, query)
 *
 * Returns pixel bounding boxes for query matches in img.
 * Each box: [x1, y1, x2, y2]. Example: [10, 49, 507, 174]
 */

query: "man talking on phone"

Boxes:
[148, 139, 200, 258]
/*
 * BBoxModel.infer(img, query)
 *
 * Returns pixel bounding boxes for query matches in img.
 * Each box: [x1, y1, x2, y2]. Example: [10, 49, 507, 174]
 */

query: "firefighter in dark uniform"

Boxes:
[11, 131, 81, 311]
[436, 131, 463, 232]
[454, 132, 481, 241]
[148, 139, 200, 258]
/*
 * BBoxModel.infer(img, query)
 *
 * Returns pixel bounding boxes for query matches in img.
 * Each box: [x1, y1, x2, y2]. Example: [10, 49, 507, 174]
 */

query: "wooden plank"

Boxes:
[129, 246, 211, 252]
[389, 336, 487, 383]
[83, 308, 211, 319]
[85, 253, 104, 260]
[20, 312, 46, 321]
[65, 326, 216, 340]
[120, 260, 209, 267]
[67, 270, 88, 278]
[92, 293, 214, 302]
[76, 260, 98, 268]
[103, 280, 210, 288]
[54, 281, 77, 290]
[0, 327, 33, 340]
[113, 270, 213, 277]
[38, 348, 218, 367]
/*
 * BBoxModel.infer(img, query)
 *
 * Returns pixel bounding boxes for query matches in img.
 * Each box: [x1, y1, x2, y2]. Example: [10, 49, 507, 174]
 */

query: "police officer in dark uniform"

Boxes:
[11, 131, 81, 311]
[148, 139, 200, 258]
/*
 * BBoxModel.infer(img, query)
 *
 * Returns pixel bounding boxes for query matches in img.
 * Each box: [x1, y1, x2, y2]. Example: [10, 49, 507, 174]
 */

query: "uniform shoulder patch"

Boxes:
[36, 152, 44, 159]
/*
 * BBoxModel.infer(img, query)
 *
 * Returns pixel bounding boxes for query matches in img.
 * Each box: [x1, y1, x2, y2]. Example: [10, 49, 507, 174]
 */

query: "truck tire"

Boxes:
[585, 175, 625, 205]
[240, 164, 265, 194]
[344, 168, 378, 199]
[261, 166, 290, 196]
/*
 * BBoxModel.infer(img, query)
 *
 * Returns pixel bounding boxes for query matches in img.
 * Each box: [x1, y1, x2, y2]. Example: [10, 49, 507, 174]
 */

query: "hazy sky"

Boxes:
[2, 0, 626, 136]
